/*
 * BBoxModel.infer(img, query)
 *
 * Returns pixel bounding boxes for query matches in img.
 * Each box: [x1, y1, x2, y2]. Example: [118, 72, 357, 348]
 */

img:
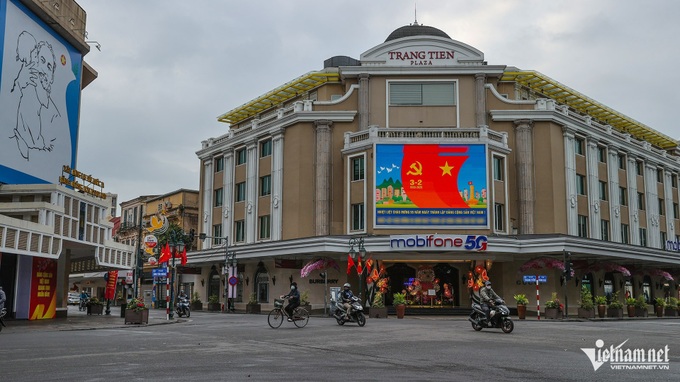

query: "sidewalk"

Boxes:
[1, 305, 184, 333]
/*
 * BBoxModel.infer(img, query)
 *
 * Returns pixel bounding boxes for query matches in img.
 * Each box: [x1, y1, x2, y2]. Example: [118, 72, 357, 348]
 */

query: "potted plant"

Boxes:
[634, 294, 648, 317]
[86, 296, 104, 315]
[654, 297, 666, 318]
[369, 292, 388, 318]
[513, 294, 529, 320]
[207, 294, 221, 312]
[300, 290, 311, 313]
[125, 297, 149, 324]
[625, 297, 636, 317]
[191, 291, 203, 311]
[665, 297, 679, 317]
[544, 292, 562, 319]
[393, 292, 406, 319]
[607, 291, 624, 318]
[594, 295, 607, 318]
[577, 288, 595, 318]
[246, 292, 261, 314]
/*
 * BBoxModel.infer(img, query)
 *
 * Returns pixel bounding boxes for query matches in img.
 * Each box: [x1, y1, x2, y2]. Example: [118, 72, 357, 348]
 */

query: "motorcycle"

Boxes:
[469, 298, 514, 333]
[79, 297, 89, 312]
[176, 297, 191, 318]
[331, 296, 366, 327]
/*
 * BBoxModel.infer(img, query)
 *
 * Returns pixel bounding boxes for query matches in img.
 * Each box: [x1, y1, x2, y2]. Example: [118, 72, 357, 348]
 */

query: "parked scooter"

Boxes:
[469, 297, 514, 333]
[331, 296, 366, 327]
[175, 297, 191, 317]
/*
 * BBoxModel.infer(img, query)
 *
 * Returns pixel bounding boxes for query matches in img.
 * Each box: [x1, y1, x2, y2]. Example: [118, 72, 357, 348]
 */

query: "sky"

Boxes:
[74, 0, 680, 215]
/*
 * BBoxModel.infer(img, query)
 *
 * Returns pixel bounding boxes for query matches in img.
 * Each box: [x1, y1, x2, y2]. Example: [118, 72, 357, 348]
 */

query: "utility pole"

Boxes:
[563, 251, 573, 319]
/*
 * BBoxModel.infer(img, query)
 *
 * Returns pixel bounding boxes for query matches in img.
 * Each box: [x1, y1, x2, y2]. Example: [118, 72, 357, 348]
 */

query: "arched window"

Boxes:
[208, 266, 220, 302]
[254, 261, 269, 303]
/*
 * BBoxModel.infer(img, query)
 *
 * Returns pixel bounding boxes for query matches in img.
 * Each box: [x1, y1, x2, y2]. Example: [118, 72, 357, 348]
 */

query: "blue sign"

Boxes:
[523, 275, 536, 283]
[538, 275, 548, 283]
[152, 268, 168, 277]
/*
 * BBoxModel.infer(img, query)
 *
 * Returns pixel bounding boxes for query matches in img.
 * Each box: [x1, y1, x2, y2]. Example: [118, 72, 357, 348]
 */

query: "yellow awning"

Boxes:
[217, 71, 341, 125]
[501, 71, 677, 150]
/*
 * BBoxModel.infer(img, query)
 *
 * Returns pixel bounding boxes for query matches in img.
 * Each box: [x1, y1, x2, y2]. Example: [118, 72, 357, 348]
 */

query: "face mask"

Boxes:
[290, 286, 295, 290]
[486, 286, 491, 290]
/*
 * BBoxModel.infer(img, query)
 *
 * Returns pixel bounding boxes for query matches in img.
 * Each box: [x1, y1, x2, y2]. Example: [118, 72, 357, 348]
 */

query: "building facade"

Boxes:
[0, 0, 134, 319]
[190, 23, 680, 315]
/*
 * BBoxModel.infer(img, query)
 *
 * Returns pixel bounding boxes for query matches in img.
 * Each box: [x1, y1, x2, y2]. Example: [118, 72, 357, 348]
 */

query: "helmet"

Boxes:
[291, 282, 297, 288]
[343, 283, 351, 288]
[484, 281, 492, 287]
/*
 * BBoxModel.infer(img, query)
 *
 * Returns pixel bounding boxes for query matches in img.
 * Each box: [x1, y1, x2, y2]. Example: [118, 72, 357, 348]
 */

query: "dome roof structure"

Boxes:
[385, 24, 451, 42]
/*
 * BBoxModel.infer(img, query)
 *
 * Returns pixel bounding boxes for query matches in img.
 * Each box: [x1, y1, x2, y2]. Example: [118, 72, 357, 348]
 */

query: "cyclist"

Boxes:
[280, 282, 300, 322]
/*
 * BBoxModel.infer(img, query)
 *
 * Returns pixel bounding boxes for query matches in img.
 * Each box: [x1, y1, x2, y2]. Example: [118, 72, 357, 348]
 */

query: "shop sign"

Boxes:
[389, 234, 488, 251]
[309, 278, 338, 284]
[665, 239, 680, 252]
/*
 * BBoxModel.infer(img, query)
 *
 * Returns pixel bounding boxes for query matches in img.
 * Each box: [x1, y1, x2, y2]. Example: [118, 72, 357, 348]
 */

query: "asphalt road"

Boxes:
[0, 311, 678, 381]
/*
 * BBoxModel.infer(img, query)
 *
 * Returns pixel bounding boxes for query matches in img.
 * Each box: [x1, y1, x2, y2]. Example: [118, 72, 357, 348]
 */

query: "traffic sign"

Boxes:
[228, 276, 238, 286]
[152, 268, 168, 277]
[538, 275, 548, 283]
[523, 275, 536, 283]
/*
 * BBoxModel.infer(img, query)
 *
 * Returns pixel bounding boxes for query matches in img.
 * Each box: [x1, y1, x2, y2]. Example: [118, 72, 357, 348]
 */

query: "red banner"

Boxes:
[105, 270, 118, 300]
[29, 258, 57, 320]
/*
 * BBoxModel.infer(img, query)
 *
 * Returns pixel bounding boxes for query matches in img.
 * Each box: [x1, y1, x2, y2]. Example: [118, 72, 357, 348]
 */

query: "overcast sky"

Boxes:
[75, 0, 680, 214]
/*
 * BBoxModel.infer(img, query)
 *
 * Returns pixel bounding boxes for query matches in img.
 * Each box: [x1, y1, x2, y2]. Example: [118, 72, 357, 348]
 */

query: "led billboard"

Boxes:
[0, 0, 82, 184]
[375, 143, 488, 228]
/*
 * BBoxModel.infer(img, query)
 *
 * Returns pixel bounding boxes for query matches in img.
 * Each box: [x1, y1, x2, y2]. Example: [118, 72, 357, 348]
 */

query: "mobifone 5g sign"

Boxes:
[581, 339, 670, 371]
[389, 234, 488, 251]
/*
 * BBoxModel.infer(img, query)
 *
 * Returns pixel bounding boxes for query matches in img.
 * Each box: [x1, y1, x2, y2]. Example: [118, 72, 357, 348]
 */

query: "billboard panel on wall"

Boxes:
[374, 143, 488, 228]
[0, 0, 82, 184]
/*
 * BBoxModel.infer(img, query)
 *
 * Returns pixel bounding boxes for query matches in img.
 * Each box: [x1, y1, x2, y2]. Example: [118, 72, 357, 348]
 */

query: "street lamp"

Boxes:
[348, 237, 367, 302]
[167, 230, 186, 319]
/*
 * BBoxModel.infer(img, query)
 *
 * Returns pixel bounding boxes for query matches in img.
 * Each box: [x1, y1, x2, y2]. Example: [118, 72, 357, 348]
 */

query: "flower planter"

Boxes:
[125, 309, 149, 324]
[634, 307, 648, 317]
[208, 302, 221, 312]
[655, 306, 664, 318]
[395, 304, 406, 319]
[607, 307, 623, 319]
[245, 304, 261, 314]
[544, 308, 560, 319]
[627, 306, 635, 317]
[87, 304, 104, 315]
[191, 302, 203, 311]
[369, 307, 388, 318]
[578, 308, 595, 319]
[597, 305, 606, 318]
[664, 308, 678, 317]
[517, 305, 527, 320]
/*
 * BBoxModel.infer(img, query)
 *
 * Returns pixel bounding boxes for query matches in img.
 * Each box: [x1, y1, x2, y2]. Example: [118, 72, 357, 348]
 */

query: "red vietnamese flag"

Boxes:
[401, 144, 470, 208]
[347, 254, 355, 274]
[181, 247, 187, 266]
[364, 256, 373, 275]
[356, 255, 363, 274]
[158, 243, 171, 264]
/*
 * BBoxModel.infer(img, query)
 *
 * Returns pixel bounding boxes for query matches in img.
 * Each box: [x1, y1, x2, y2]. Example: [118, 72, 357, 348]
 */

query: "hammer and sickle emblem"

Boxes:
[406, 161, 423, 176]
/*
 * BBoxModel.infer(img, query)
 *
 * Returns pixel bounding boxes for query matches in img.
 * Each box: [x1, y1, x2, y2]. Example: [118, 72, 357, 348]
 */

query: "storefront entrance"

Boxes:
[385, 263, 459, 308]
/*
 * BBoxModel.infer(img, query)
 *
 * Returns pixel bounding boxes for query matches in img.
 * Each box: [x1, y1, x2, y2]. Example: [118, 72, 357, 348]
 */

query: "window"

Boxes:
[259, 175, 271, 196]
[674, 203, 679, 219]
[576, 174, 586, 195]
[351, 203, 365, 231]
[636, 161, 643, 176]
[637, 192, 645, 210]
[493, 156, 504, 181]
[621, 224, 629, 244]
[575, 137, 584, 155]
[619, 187, 627, 206]
[260, 139, 272, 157]
[235, 182, 246, 202]
[214, 188, 223, 207]
[389, 82, 455, 106]
[657, 169, 663, 183]
[212, 224, 222, 245]
[352, 156, 365, 181]
[494, 203, 504, 231]
[597, 146, 607, 163]
[215, 157, 224, 172]
[672, 174, 678, 188]
[236, 148, 247, 165]
[235, 220, 245, 242]
[259, 215, 271, 239]
[660, 231, 667, 249]
[659, 199, 665, 215]
[639, 227, 647, 247]
[618, 154, 626, 170]
[599, 181, 607, 201]
[600, 220, 609, 241]
[578, 215, 588, 238]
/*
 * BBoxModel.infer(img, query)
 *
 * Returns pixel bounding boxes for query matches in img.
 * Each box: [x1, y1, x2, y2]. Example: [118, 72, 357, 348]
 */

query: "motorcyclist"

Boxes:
[340, 283, 354, 320]
[178, 289, 188, 301]
[479, 280, 500, 326]
[79, 289, 89, 311]
[281, 282, 300, 322]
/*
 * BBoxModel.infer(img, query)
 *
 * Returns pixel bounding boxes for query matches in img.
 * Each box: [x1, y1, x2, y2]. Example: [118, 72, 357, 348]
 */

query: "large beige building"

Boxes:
[189, 23, 680, 315]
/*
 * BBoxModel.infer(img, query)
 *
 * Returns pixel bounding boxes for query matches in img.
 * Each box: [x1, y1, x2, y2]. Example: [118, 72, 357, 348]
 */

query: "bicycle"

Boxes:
[268, 297, 309, 328]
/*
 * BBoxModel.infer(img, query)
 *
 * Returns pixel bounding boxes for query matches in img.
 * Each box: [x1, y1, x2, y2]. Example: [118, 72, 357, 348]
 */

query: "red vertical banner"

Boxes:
[105, 270, 118, 300]
[29, 258, 57, 320]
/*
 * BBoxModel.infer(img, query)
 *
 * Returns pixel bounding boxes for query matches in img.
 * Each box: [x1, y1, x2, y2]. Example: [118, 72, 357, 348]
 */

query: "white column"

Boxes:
[664, 171, 675, 247]
[563, 127, 578, 236]
[475, 73, 487, 127]
[202, 159, 213, 248]
[271, 129, 284, 241]
[358, 74, 370, 131]
[223, 151, 234, 244]
[245, 139, 258, 243]
[315, 120, 333, 236]
[586, 139, 600, 239]
[607, 148, 621, 242]
[644, 163, 659, 248]
[514, 119, 534, 234]
[627, 157, 640, 245]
